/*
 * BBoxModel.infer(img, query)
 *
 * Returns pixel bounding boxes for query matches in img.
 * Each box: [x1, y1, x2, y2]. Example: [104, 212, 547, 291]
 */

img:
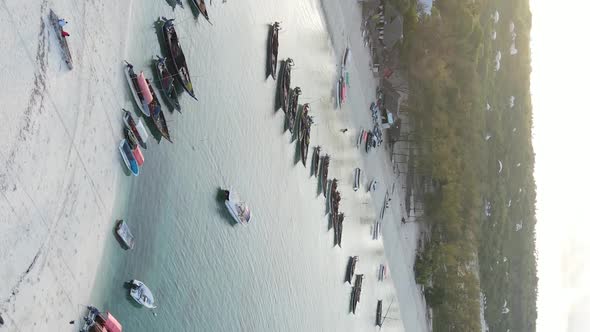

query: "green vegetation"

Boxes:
[392, 0, 537, 330]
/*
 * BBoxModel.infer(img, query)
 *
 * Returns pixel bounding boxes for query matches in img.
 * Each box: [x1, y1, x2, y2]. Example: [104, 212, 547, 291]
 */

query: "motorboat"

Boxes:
[115, 219, 135, 250]
[223, 188, 252, 225]
[129, 280, 156, 309]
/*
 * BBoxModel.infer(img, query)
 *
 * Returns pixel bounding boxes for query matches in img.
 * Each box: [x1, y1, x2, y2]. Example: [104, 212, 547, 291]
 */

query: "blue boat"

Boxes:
[119, 139, 139, 176]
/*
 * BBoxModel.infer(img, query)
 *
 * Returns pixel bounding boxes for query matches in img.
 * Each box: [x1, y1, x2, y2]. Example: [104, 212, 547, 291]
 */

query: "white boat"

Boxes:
[124, 62, 151, 117]
[115, 219, 135, 250]
[353, 168, 361, 191]
[129, 280, 156, 309]
[224, 189, 252, 225]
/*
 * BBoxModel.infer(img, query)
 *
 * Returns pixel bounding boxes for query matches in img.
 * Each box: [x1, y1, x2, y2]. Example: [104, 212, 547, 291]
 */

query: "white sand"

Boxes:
[0, 0, 132, 330]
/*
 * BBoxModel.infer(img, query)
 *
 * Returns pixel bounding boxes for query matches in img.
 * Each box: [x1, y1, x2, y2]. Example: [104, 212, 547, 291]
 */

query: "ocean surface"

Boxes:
[91, 0, 425, 331]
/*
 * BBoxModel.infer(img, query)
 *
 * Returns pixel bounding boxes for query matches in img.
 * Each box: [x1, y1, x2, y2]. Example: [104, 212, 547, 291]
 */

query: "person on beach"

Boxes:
[340, 128, 348, 133]
[61, 30, 70, 38]
[401, 217, 406, 224]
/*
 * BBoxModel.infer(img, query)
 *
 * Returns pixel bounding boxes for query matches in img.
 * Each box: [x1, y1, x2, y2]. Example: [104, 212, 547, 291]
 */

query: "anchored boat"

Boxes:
[115, 219, 135, 250]
[223, 188, 252, 225]
[129, 280, 156, 309]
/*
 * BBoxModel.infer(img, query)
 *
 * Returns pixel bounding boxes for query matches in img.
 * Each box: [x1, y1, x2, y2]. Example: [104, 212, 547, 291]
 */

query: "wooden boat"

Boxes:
[299, 105, 311, 166]
[376, 300, 383, 326]
[146, 78, 172, 142]
[123, 109, 148, 148]
[115, 219, 135, 250]
[357, 129, 365, 148]
[161, 17, 198, 100]
[267, 22, 280, 79]
[190, 0, 212, 24]
[119, 139, 139, 176]
[124, 62, 151, 117]
[321, 156, 330, 197]
[287, 87, 301, 132]
[154, 55, 181, 112]
[350, 274, 364, 314]
[278, 58, 294, 113]
[311, 146, 321, 177]
[342, 46, 350, 69]
[345, 256, 358, 283]
[368, 179, 378, 192]
[340, 76, 347, 106]
[49, 10, 73, 70]
[378, 264, 387, 281]
[353, 168, 361, 191]
[334, 212, 344, 247]
[336, 77, 342, 108]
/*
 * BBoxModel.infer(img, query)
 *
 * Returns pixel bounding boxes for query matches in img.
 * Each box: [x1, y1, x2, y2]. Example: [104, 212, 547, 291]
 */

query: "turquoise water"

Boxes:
[93, 0, 413, 331]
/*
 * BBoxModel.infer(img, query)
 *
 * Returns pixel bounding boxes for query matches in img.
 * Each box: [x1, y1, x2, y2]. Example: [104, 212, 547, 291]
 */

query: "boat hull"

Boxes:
[115, 219, 135, 250]
[129, 280, 156, 309]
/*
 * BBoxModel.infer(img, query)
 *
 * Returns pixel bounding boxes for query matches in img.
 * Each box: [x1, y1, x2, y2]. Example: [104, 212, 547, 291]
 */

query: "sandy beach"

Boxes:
[0, 0, 132, 329]
[0, 0, 428, 331]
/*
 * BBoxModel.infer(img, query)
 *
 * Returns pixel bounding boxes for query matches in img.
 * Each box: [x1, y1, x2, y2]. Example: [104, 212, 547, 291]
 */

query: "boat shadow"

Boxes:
[216, 188, 237, 227]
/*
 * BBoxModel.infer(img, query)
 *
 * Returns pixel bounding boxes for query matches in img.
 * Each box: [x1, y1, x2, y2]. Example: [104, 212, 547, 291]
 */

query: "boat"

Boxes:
[321, 156, 330, 196]
[79, 306, 123, 332]
[129, 280, 156, 309]
[334, 212, 344, 247]
[340, 76, 347, 106]
[342, 46, 350, 69]
[154, 55, 181, 112]
[49, 10, 73, 70]
[278, 58, 294, 113]
[119, 139, 139, 176]
[368, 179, 377, 192]
[376, 300, 383, 326]
[124, 62, 151, 117]
[353, 168, 361, 191]
[356, 129, 364, 148]
[146, 78, 172, 142]
[123, 109, 148, 148]
[267, 22, 280, 79]
[223, 188, 252, 225]
[372, 221, 381, 240]
[115, 219, 135, 250]
[161, 17, 198, 100]
[311, 146, 321, 177]
[336, 77, 341, 108]
[190, 0, 211, 24]
[286, 87, 301, 132]
[345, 256, 358, 283]
[299, 105, 311, 166]
[378, 264, 387, 281]
[350, 274, 364, 314]
[124, 128, 144, 167]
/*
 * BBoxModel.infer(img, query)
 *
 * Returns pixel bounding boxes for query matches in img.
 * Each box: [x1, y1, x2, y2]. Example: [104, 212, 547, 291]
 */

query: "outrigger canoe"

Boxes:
[190, 0, 212, 24]
[154, 55, 181, 112]
[161, 17, 198, 100]
[267, 22, 280, 79]
[49, 10, 73, 70]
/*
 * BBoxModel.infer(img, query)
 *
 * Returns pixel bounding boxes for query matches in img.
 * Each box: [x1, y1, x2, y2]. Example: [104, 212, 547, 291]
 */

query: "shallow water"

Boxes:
[93, 0, 423, 331]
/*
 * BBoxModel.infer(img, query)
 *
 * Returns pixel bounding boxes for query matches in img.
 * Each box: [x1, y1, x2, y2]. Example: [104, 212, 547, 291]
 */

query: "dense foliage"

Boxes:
[393, 0, 537, 330]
